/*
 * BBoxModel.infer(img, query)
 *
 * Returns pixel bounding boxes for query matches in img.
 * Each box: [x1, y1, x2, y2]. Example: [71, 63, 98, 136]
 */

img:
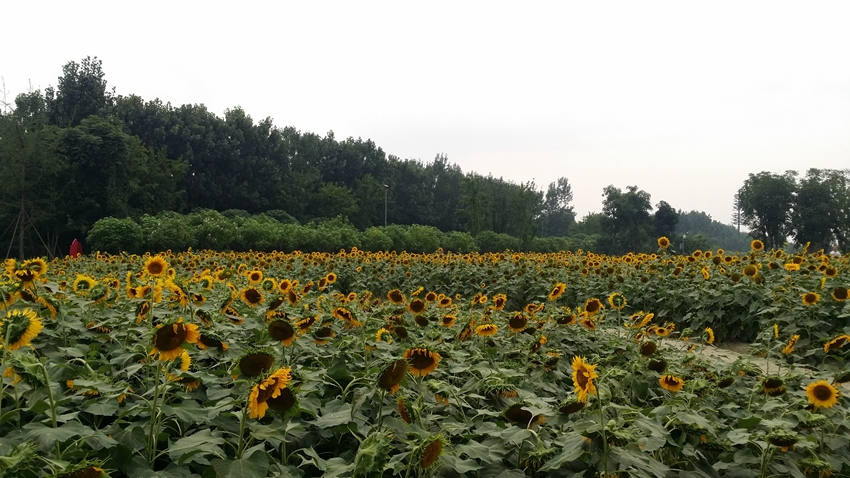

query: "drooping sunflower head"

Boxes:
[378, 359, 408, 393]
[247, 367, 292, 419]
[607, 292, 626, 310]
[440, 315, 457, 328]
[503, 403, 543, 428]
[508, 313, 528, 333]
[823, 334, 850, 353]
[404, 347, 441, 377]
[492, 293, 507, 310]
[268, 320, 296, 346]
[150, 319, 200, 361]
[144, 256, 169, 277]
[805, 380, 840, 410]
[73, 274, 97, 295]
[240, 287, 264, 307]
[762, 377, 785, 396]
[239, 352, 275, 378]
[704, 327, 715, 345]
[648, 359, 667, 373]
[475, 323, 499, 337]
[640, 341, 657, 357]
[418, 435, 446, 469]
[0, 308, 43, 351]
[408, 299, 426, 315]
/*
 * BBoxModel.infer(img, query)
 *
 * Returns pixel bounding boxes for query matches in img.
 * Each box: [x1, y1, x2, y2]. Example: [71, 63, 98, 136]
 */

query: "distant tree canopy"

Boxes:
[2, 57, 755, 257]
[737, 169, 849, 252]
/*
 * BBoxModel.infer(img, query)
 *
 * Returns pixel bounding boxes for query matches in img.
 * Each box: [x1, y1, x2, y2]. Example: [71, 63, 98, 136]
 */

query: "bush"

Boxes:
[361, 227, 393, 252]
[442, 231, 478, 253]
[86, 217, 143, 254]
[382, 225, 410, 252]
[406, 225, 444, 253]
[475, 231, 520, 253]
[140, 212, 196, 252]
[186, 209, 240, 250]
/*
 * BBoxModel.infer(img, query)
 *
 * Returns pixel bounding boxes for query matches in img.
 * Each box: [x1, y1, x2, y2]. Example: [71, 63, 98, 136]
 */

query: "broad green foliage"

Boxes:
[0, 246, 848, 477]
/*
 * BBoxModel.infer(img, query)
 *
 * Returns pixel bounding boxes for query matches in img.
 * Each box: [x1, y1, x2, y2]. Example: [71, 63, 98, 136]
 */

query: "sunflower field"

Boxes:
[1, 240, 849, 477]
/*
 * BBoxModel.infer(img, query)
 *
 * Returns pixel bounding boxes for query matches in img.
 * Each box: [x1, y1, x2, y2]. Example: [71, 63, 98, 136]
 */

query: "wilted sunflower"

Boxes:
[248, 367, 292, 419]
[763, 377, 785, 396]
[378, 359, 408, 393]
[782, 334, 800, 355]
[802, 292, 820, 306]
[823, 334, 850, 353]
[0, 309, 43, 351]
[704, 328, 715, 345]
[332, 307, 361, 327]
[508, 312, 528, 333]
[751, 239, 765, 252]
[503, 403, 543, 428]
[475, 323, 499, 337]
[149, 319, 200, 361]
[144, 256, 169, 277]
[805, 380, 840, 410]
[57, 465, 105, 478]
[831, 287, 848, 302]
[419, 436, 445, 469]
[648, 359, 667, 372]
[269, 320, 296, 346]
[197, 333, 228, 351]
[607, 292, 626, 310]
[295, 316, 318, 334]
[640, 341, 657, 357]
[659, 374, 684, 393]
[387, 289, 405, 304]
[548, 283, 566, 301]
[571, 356, 598, 402]
[239, 352, 275, 377]
[584, 298, 603, 315]
[404, 347, 441, 377]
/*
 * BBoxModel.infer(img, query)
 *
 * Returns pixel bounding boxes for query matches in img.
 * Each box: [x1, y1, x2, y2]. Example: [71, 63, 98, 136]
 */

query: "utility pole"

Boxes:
[383, 184, 389, 227]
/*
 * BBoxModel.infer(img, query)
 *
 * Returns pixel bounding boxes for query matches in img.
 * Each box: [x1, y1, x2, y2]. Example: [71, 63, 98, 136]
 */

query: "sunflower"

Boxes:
[438, 296, 453, 308]
[580, 316, 596, 331]
[802, 292, 820, 306]
[704, 328, 715, 345]
[659, 374, 684, 392]
[387, 289, 405, 304]
[475, 324, 498, 337]
[607, 292, 626, 310]
[248, 367, 292, 419]
[240, 287, 264, 307]
[648, 359, 667, 372]
[503, 403, 543, 428]
[144, 256, 169, 277]
[239, 352, 275, 377]
[805, 380, 840, 410]
[246, 269, 263, 284]
[548, 283, 566, 301]
[559, 398, 586, 415]
[751, 239, 765, 252]
[584, 298, 603, 315]
[57, 465, 105, 478]
[424, 291, 438, 303]
[657, 236, 670, 249]
[571, 356, 598, 402]
[0, 309, 43, 351]
[397, 396, 411, 423]
[313, 326, 335, 345]
[325, 272, 337, 284]
[149, 319, 200, 361]
[831, 287, 848, 302]
[782, 334, 800, 355]
[295, 316, 317, 334]
[507, 313, 528, 333]
[72, 274, 97, 295]
[823, 334, 850, 353]
[404, 348, 441, 377]
[408, 299, 426, 315]
[419, 436, 445, 469]
[333, 307, 361, 327]
[376, 327, 393, 344]
[440, 315, 457, 328]
[492, 293, 507, 310]
[640, 341, 657, 357]
[197, 333, 228, 351]
[269, 320, 296, 346]
[378, 359, 408, 393]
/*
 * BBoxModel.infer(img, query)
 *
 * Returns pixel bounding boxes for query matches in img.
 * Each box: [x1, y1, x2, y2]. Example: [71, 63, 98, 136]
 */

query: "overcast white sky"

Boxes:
[3, 1, 848, 226]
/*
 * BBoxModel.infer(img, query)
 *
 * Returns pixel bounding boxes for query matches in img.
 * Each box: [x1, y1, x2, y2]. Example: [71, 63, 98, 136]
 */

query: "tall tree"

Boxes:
[537, 177, 576, 237]
[792, 169, 849, 251]
[737, 171, 797, 250]
[653, 200, 678, 239]
[45, 56, 112, 128]
[599, 185, 653, 254]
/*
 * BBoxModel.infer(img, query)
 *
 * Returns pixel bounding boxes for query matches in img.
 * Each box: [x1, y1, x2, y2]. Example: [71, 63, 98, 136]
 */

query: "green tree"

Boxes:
[45, 56, 113, 127]
[538, 177, 576, 237]
[653, 200, 678, 239]
[737, 171, 797, 250]
[599, 185, 654, 254]
[792, 169, 850, 251]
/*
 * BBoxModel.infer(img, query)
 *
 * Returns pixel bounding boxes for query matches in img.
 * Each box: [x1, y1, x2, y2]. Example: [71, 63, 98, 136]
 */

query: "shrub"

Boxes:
[475, 231, 520, 253]
[442, 231, 478, 253]
[86, 217, 143, 254]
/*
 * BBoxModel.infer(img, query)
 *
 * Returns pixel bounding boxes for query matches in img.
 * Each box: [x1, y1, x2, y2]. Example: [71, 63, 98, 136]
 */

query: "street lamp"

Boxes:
[383, 184, 389, 227]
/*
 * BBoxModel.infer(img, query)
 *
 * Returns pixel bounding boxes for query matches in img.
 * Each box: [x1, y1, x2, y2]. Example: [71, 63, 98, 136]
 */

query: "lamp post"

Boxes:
[383, 184, 389, 227]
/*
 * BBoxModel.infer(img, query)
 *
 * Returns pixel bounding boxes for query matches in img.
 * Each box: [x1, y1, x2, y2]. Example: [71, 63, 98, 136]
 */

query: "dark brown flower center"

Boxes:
[813, 385, 833, 401]
[156, 324, 188, 351]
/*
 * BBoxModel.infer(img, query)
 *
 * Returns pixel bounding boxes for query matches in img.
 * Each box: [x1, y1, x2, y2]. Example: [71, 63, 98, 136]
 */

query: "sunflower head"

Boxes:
[751, 239, 765, 252]
[144, 256, 169, 277]
[404, 347, 441, 377]
[832, 287, 848, 302]
[805, 380, 840, 410]
[0, 309, 43, 351]
[419, 435, 446, 469]
[802, 292, 820, 306]
[150, 319, 200, 361]
[657, 237, 670, 249]
[548, 283, 566, 301]
[571, 356, 598, 402]
[503, 403, 542, 428]
[607, 292, 626, 310]
[583, 298, 603, 315]
[269, 320, 296, 346]
[378, 359, 408, 393]
[239, 352, 275, 378]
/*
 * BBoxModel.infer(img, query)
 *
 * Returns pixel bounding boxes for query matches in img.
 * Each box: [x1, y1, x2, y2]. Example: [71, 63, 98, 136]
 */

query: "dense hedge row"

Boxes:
[86, 210, 601, 255]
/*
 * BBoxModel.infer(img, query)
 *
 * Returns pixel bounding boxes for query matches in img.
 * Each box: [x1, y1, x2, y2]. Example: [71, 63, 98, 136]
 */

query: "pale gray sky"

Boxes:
[3, 1, 848, 226]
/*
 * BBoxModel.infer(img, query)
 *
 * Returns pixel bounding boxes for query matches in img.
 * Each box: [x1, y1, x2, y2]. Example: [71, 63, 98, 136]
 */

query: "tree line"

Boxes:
[3, 57, 755, 258]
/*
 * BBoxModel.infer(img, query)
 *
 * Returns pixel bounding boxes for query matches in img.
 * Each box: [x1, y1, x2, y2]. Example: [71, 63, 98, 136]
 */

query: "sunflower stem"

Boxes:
[39, 361, 61, 459]
[147, 362, 162, 466]
[236, 406, 248, 459]
[376, 388, 386, 432]
[597, 393, 609, 477]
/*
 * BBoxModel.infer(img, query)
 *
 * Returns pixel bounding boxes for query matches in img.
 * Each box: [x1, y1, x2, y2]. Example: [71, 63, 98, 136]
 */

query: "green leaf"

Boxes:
[610, 445, 670, 478]
[539, 433, 585, 471]
[726, 429, 751, 445]
[22, 422, 93, 451]
[313, 402, 353, 428]
[639, 435, 666, 452]
[737, 416, 761, 429]
[169, 429, 226, 465]
[83, 399, 119, 416]
[353, 431, 392, 477]
[440, 454, 483, 474]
